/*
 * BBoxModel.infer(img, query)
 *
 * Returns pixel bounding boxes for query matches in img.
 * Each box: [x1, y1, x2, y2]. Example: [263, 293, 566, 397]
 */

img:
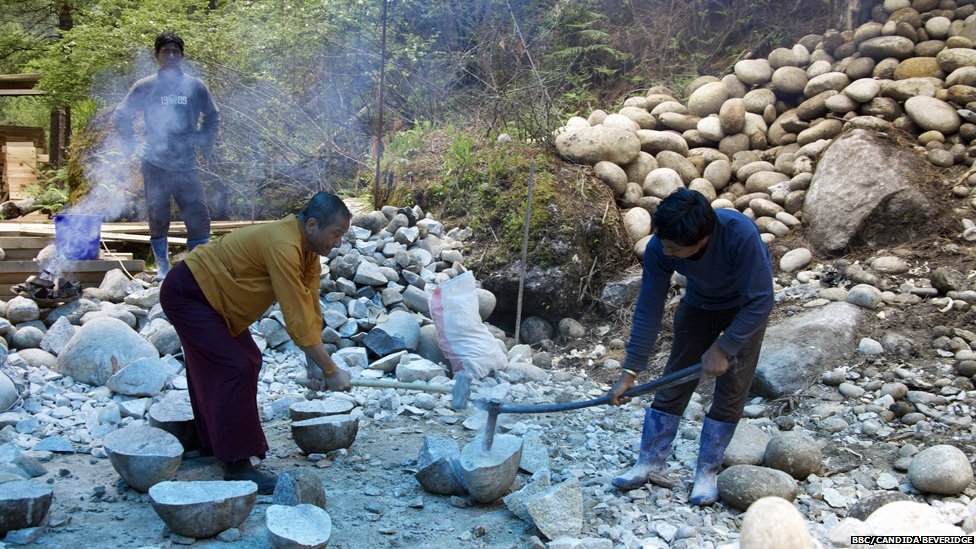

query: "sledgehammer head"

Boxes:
[480, 399, 502, 452]
[450, 371, 473, 411]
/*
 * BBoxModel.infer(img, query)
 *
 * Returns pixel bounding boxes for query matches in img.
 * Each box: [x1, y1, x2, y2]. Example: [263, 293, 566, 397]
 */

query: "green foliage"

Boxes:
[28, 166, 71, 215]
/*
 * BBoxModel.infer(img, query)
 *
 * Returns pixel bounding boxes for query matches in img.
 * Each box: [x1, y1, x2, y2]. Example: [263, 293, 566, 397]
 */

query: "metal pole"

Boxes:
[373, 0, 389, 210]
[514, 161, 534, 345]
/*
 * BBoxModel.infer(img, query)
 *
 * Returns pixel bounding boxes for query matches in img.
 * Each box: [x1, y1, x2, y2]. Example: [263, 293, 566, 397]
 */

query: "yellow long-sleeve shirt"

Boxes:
[184, 215, 322, 346]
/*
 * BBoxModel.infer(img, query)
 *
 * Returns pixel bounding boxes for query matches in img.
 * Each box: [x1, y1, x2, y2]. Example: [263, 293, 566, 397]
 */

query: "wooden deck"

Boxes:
[0, 219, 269, 299]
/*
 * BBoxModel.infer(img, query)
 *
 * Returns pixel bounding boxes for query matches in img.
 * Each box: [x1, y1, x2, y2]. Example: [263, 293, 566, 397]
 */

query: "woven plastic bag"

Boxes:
[427, 271, 506, 379]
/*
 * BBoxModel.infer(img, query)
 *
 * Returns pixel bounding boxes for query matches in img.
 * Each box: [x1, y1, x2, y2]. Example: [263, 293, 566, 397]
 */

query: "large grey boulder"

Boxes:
[103, 425, 183, 492]
[55, 316, 159, 386]
[753, 302, 862, 397]
[803, 130, 933, 255]
[149, 480, 257, 539]
[763, 432, 823, 479]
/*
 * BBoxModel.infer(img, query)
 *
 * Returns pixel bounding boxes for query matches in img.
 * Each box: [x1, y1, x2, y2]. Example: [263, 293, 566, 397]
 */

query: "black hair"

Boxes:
[298, 191, 352, 227]
[651, 188, 716, 246]
[154, 33, 185, 55]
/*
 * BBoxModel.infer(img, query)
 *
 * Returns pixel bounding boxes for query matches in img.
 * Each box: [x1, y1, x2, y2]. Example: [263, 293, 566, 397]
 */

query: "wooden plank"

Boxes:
[0, 237, 51, 249]
[0, 259, 144, 274]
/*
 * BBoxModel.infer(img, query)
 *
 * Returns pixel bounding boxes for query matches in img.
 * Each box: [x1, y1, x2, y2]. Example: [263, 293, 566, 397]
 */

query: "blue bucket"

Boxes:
[53, 214, 102, 260]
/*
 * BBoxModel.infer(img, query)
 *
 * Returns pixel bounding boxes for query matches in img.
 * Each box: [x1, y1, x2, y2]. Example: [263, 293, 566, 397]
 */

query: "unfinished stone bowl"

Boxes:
[291, 414, 359, 454]
[459, 434, 523, 503]
[103, 425, 184, 492]
[266, 504, 332, 548]
[0, 480, 53, 535]
[148, 480, 257, 539]
[288, 397, 355, 421]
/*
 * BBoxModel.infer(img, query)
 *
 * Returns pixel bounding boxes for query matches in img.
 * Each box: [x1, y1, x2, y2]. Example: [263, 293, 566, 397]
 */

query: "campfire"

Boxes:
[12, 270, 82, 306]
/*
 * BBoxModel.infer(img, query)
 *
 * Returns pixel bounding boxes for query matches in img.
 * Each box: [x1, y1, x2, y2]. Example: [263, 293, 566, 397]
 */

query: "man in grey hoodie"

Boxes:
[114, 32, 219, 280]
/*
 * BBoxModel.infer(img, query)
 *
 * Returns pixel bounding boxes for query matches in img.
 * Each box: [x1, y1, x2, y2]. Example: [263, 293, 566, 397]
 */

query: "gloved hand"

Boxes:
[608, 371, 636, 406]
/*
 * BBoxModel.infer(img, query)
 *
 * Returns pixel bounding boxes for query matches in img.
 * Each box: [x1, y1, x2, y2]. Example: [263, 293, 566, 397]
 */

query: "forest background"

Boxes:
[0, 0, 861, 221]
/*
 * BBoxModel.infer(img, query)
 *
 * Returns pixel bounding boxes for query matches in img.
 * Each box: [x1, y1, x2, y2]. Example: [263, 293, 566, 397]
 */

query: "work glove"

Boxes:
[608, 371, 637, 406]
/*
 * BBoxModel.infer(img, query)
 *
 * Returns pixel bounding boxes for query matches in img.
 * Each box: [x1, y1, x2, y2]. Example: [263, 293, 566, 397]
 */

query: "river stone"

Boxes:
[103, 425, 183, 492]
[5, 297, 39, 324]
[0, 371, 17, 411]
[55, 316, 160, 386]
[149, 480, 257, 539]
[415, 436, 466, 496]
[763, 432, 822, 479]
[870, 256, 910, 274]
[291, 414, 359, 454]
[740, 496, 814, 549]
[904, 96, 961, 134]
[754, 302, 861, 397]
[554, 125, 641, 165]
[865, 501, 967, 536]
[735, 59, 774, 85]
[0, 480, 52, 535]
[266, 504, 332, 549]
[635, 130, 688, 158]
[688, 82, 729, 117]
[847, 284, 883, 309]
[525, 479, 583, 540]
[623, 152, 657, 186]
[803, 129, 932, 255]
[363, 309, 420, 355]
[859, 36, 915, 59]
[148, 390, 198, 450]
[937, 48, 976, 73]
[703, 159, 732, 190]
[844, 78, 881, 102]
[273, 470, 327, 509]
[780, 248, 813, 272]
[519, 316, 555, 346]
[846, 491, 913, 520]
[908, 445, 975, 495]
[106, 357, 172, 397]
[289, 398, 355, 421]
[594, 161, 628, 195]
[459, 434, 523, 503]
[724, 422, 771, 466]
[772, 66, 808, 94]
[643, 168, 684, 199]
[623, 208, 652, 241]
[894, 57, 940, 80]
[717, 465, 799, 511]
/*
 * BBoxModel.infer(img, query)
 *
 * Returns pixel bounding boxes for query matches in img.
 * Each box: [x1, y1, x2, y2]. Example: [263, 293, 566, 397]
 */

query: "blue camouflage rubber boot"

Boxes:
[187, 237, 210, 251]
[612, 408, 681, 491]
[150, 237, 170, 282]
[689, 416, 737, 506]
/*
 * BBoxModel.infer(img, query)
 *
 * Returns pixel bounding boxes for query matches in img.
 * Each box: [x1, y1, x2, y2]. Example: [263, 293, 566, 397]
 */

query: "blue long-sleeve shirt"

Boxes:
[623, 208, 774, 372]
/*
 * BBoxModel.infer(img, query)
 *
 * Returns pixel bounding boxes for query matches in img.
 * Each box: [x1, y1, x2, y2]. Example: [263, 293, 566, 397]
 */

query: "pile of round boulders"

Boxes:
[557, 0, 976, 260]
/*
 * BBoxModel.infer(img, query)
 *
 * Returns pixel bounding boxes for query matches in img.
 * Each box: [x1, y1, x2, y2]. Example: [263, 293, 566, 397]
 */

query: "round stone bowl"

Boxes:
[291, 414, 359, 454]
[148, 480, 257, 539]
[103, 425, 184, 492]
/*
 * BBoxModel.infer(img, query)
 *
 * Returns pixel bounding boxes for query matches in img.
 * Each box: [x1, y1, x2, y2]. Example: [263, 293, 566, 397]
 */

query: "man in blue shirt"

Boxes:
[608, 188, 774, 506]
[114, 32, 219, 281]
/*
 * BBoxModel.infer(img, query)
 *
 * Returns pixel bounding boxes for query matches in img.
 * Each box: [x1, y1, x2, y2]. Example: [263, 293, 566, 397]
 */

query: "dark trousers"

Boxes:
[651, 302, 768, 423]
[159, 261, 268, 463]
[142, 162, 211, 241]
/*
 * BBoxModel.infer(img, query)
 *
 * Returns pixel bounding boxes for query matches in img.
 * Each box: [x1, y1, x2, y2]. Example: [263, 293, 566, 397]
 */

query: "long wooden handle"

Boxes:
[297, 376, 452, 394]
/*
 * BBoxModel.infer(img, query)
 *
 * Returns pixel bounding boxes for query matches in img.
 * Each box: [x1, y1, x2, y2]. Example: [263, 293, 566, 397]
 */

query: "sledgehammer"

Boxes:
[477, 363, 704, 452]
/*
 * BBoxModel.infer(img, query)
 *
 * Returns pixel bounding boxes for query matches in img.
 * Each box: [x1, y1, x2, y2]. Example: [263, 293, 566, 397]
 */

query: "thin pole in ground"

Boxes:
[514, 161, 535, 346]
